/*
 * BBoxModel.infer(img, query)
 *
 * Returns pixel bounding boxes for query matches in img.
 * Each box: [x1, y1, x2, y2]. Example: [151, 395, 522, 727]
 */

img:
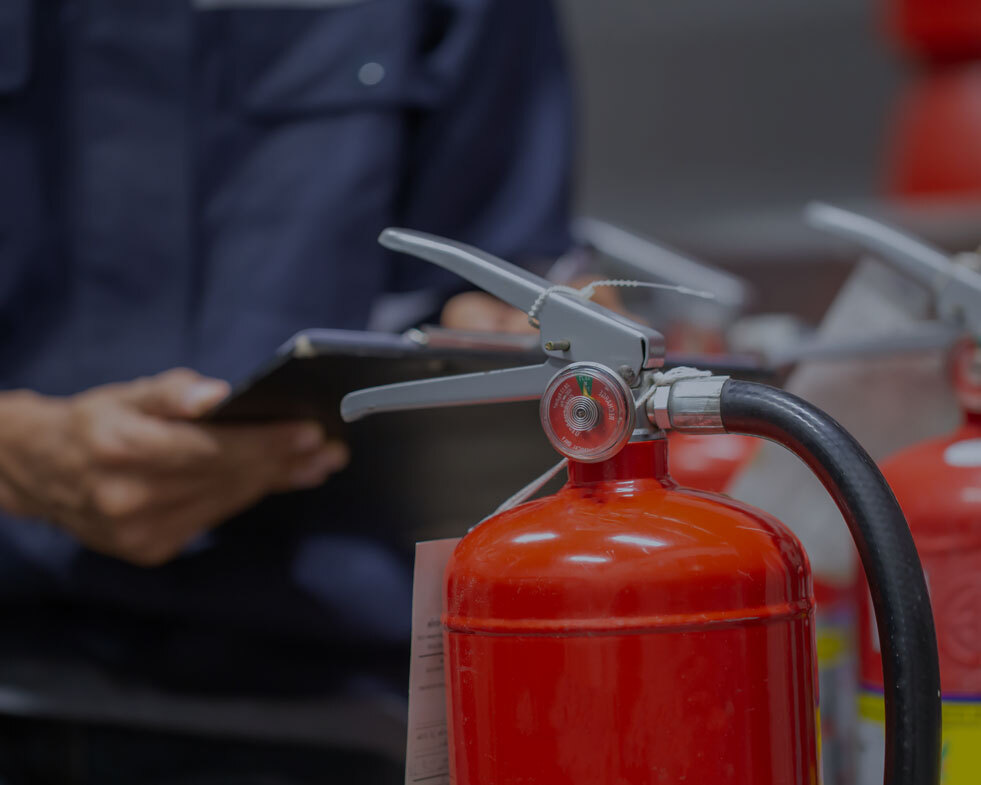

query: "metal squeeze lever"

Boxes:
[806, 202, 981, 340]
[340, 229, 665, 424]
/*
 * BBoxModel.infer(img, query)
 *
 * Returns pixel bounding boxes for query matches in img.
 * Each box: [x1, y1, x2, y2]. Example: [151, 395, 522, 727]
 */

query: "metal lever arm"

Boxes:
[806, 202, 981, 337]
[341, 361, 562, 422]
[379, 228, 664, 374]
[380, 228, 552, 315]
[345, 228, 666, 422]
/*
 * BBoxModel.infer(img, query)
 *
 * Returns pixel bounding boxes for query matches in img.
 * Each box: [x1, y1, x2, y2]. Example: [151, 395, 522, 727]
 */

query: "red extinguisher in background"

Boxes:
[570, 217, 762, 493]
[809, 204, 981, 784]
[343, 229, 941, 784]
[882, 0, 981, 199]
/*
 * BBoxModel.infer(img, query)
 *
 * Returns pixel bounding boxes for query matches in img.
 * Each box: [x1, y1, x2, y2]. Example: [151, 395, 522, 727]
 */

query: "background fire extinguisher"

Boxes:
[858, 342, 981, 784]
[882, 0, 981, 200]
[342, 227, 941, 784]
[807, 203, 981, 784]
[873, 4, 981, 771]
[570, 218, 762, 494]
[723, 242, 956, 785]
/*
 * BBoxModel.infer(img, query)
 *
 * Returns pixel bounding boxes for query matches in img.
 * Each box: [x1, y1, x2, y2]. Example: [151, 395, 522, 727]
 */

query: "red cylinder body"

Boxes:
[443, 439, 820, 784]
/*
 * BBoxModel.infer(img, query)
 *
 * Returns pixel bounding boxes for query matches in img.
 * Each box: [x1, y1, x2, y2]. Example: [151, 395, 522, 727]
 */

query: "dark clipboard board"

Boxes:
[202, 328, 546, 436]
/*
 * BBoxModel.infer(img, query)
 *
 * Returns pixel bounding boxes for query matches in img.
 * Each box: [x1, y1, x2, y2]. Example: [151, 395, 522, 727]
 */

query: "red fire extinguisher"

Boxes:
[807, 204, 981, 783]
[343, 228, 941, 784]
[666, 430, 758, 492]
[857, 342, 981, 783]
[881, 0, 981, 199]
[885, 0, 981, 61]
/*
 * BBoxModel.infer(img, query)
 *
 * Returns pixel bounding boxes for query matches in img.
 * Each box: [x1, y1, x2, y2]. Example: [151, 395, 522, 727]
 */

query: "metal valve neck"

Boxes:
[568, 439, 670, 486]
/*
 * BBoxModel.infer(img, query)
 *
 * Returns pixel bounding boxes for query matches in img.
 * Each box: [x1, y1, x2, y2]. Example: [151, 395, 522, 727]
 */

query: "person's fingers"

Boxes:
[0, 477, 37, 518]
[82, 407, 326, 472]
[114, 368, 230, 419]
[62, 464, 274, 566]
[110, 470, 291, 566]
[68, 412, 335, 523]
[498, 305, 538, 334]
[83, 468, 234, 522]
[54, 437, 347, 566]
[270, 441, 351, 491]
[90, 437, 348, 522]
[93, 425, 343, 511]
[441, 292, 493, 331]
[77, 406, 223, 469]
[201, 422, 330, 471]
[441, 293, 524, 333]
[441, 286, 646, 336]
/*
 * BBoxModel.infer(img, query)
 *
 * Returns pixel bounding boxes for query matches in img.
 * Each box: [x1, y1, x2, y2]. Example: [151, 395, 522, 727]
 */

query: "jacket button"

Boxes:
[358, 62, 385, 86]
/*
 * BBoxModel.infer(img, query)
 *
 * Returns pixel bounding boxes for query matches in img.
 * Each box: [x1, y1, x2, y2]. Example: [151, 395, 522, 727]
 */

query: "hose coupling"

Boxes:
[647, 375, 728, 434]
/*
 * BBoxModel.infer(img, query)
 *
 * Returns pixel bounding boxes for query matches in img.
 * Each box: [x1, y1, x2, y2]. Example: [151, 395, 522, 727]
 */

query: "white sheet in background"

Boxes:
[404, 538, 460, 785]
[727, 258, 960, 580]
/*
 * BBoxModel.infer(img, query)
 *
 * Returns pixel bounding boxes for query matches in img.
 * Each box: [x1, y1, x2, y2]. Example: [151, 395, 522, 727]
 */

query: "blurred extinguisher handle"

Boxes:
[719, 380, 941, 785]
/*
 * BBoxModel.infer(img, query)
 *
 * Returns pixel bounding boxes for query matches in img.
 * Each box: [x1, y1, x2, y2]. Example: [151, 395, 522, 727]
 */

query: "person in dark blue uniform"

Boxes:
[0, 0, 572, 781]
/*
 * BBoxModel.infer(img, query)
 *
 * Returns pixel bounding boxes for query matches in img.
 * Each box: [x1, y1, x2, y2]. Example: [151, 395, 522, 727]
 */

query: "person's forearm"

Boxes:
[0, 389, 58, 517]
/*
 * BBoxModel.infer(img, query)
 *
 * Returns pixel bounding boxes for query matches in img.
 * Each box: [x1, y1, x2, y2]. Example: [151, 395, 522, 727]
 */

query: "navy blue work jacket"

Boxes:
[0, 0, 571, 695]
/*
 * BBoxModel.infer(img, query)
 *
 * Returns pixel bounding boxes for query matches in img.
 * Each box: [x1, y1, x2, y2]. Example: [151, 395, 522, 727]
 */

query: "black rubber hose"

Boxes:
[719, 380, 940, 785]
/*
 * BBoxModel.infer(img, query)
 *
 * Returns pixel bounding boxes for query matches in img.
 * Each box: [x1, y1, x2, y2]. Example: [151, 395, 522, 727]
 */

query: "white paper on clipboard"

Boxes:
[405, 538, 460, 785]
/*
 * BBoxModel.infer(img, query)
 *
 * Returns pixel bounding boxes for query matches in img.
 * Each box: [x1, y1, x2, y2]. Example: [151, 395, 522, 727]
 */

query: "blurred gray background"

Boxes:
[556, 0, 918, 318]
[558, 0, 902, 258]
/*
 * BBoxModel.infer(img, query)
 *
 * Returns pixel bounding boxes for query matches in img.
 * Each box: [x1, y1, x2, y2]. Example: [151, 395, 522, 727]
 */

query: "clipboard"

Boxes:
[203, 328, 545, 437]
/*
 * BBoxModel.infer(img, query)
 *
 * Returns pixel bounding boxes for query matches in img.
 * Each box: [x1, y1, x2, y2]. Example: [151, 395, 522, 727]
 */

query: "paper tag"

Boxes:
[405, 538, 460, 785]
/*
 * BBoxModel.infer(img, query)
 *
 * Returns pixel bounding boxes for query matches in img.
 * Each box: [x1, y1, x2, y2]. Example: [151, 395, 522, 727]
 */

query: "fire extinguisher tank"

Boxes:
[867, 412, 981, 692]
[857, 401, 981, 781]
[443, 440, 820, 785]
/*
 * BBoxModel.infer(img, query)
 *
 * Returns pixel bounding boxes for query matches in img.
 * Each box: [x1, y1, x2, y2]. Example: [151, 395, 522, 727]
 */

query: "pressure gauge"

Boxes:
[540, 362, 636, 463]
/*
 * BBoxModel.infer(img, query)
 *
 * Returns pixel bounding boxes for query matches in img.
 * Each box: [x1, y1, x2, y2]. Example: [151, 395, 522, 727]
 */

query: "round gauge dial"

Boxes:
[540, 363, 635, 463]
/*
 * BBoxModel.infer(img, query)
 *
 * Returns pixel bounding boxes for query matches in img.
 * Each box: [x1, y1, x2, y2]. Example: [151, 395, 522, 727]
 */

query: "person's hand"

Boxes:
[0, 369, 347, 566]
[440, 291, 537, 334]
[441, 277, 641, 334]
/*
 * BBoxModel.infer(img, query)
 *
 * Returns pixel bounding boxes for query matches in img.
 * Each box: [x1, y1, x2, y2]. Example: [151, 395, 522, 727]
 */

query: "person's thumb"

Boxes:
[120, 369, 230, 419]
